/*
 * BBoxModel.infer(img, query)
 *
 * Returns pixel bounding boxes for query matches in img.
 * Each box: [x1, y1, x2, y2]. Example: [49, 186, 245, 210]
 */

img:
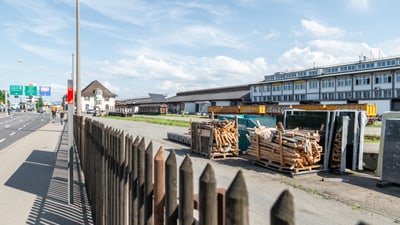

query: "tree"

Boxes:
[0, 90, 5, 104]
[36, 97, 44, 110]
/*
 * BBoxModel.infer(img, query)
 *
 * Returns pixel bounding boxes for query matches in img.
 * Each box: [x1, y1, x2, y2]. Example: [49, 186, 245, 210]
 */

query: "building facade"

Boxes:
[80, 80, 117, 113]
[250, 56, 400, 115]
[167, 85, 250, 114]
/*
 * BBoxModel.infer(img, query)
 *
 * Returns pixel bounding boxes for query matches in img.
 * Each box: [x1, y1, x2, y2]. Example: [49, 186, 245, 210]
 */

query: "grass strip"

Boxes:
[105, 115, 191, 127]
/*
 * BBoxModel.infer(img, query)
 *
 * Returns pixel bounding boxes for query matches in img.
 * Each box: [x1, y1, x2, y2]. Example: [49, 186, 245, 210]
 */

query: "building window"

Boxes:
[384, 90, 392, 98]
[355, 75, 370, 86]
[375, 74, 392, 84]
[272, 84, 281, 92]
[294, 82, 305, 90]
[84, 96, 90, 101]
[321, 79, 335, 88]
[396, 73, 400, 83]
[308, 80, 318, 89]
[337, 77, 352, 87]
[283, 83, 293, 91]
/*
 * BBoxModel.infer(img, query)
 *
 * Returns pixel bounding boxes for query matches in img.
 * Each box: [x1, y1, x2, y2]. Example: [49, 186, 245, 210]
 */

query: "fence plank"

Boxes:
[144, 141, 154, 225]
[138, 138, 146, 225]
[179, 155, 194, 225]
[154, 146, 165, 225]
[270, 189, 295, 225]
[199, 163, 217, 225]
[131, 136, 140, 225]
[225, 170, 248, 225]
[165, 151, 178, 225]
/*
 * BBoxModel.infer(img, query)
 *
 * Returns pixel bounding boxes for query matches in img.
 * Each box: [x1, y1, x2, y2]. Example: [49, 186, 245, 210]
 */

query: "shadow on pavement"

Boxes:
[4, 125, 93, 225]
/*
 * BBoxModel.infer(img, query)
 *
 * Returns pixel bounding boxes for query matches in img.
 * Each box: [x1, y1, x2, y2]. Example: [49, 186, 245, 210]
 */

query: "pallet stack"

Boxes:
[191, 119, 239, 159]
[247, 124, 323, 173]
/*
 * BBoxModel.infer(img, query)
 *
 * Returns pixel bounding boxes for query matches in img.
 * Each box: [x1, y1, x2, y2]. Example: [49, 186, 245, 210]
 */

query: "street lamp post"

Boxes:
[76, 0, 81, 115]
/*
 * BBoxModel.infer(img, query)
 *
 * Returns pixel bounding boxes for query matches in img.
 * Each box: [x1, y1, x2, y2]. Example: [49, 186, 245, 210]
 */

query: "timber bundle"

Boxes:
[247, 123, 323, 172]
[211, 120, 239, 152]
[191, 120, 239, 159]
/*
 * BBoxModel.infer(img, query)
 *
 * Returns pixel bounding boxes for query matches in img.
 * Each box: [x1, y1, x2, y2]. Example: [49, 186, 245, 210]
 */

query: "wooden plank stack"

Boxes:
[191, 119, 239, 159]
[247, 123, 323, 173]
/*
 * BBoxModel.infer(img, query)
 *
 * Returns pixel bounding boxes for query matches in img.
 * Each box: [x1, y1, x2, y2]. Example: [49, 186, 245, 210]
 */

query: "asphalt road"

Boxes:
[90, 116, 399, 225]
[0, 112, 50, 150]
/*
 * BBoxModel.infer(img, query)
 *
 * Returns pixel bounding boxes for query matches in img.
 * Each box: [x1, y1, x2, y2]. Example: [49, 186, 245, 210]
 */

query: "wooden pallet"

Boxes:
[253, 159, 322, 175]
[210, 151, 238, 160]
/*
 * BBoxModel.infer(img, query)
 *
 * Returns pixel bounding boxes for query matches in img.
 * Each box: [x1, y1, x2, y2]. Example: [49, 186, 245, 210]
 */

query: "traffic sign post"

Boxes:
[9, 85, 23, 96]
[24, 85, 38, 96]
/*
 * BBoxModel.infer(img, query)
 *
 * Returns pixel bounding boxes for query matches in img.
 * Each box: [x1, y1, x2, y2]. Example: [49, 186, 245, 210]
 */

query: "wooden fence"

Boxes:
[73, 116, 371, 225]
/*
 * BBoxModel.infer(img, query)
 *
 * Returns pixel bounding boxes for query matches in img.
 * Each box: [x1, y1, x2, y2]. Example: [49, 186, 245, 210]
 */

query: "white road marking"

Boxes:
[10, 132, 16, 136]
[18, 128, 22, 130]
[0, 138, 5, 143]
[4, 125, 10, 128]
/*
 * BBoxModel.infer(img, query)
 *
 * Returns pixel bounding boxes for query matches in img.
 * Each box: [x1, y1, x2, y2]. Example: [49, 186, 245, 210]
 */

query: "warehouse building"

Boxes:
[250, 55, 400, 115]
[167, 85, 250, 115]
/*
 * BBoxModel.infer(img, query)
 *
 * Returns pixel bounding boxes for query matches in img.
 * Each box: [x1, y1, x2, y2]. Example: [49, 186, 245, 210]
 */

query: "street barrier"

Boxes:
[73, 115, 371, 225]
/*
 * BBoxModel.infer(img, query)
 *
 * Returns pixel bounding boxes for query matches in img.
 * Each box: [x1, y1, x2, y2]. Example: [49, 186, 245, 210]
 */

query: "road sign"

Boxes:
[24, 85, 38, 96]
[9, 85, 23, 95]
[39, 86, 51, 96]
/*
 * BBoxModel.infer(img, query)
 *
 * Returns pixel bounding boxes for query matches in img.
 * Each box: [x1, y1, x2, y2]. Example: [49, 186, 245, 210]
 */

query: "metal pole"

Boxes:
[76, 0, 81, 115]
[68, 79, 74, 204]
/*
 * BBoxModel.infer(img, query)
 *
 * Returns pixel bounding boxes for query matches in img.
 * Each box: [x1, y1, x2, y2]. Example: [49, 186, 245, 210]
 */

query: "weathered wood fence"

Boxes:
[73, 116, 371, 225]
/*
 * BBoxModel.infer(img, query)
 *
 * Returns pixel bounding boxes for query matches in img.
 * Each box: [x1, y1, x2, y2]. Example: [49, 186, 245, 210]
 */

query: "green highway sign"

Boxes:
[24, 85, 38, 96]
[9, 85, 23, 95]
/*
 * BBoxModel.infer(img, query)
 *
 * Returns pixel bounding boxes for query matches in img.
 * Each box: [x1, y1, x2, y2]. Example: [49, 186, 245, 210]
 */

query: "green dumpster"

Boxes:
[217, 114, 277, 151]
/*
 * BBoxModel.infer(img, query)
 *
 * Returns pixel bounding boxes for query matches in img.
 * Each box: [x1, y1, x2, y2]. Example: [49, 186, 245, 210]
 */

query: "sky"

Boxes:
[1, 0, 400, 103]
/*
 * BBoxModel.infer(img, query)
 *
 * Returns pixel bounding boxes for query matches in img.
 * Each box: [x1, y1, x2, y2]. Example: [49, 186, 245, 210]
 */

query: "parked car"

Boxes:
[87, 109, 95, 114]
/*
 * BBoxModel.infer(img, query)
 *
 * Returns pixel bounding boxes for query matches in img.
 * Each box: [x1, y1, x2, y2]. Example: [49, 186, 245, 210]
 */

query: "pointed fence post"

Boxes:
[270, 189, 295, 225]
[199, 163, 217, 225]
[179, 155, 194, 225]
[130, 136, 140, 225]
[165, 151, 178, 225]
[144, 141, 153, 225]
[225, 170, 248, 225]
[138, 138, 146, 225]
[154, 146, 165, 225]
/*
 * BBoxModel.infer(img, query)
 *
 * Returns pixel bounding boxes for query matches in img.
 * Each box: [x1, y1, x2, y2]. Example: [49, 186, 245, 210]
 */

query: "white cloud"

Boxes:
[300, 19, 345, 39]
[20, 44, 69, 63]
[166, 25, 245, 49]
[276, 40, 387, 72]
[349, 0, 370, 12]
[102, 81, 120, 94]
[263, 30, 279, 41]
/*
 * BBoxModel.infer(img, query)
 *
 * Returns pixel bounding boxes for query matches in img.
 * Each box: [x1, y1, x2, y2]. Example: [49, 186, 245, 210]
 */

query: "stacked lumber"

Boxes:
[191, 120, 239, 159]
[205, 120, 238, 153]
[247, 124, 323, 171]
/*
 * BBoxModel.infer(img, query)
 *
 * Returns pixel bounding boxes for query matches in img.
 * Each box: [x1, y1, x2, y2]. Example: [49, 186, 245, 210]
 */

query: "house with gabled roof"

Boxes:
[81, 80, 117, 113]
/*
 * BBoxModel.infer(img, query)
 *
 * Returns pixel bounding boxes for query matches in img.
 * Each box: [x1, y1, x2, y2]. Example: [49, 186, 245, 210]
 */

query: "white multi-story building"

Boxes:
[250, 56, 400, 115]
[80, 80, 117, 113]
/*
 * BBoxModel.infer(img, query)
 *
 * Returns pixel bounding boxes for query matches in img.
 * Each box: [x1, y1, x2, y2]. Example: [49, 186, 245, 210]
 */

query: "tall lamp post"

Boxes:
[76, 0, 81, 115]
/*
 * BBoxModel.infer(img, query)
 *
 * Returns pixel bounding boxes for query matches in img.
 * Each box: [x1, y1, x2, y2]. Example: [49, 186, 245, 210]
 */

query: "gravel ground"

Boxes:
[90, 115, 399, 225]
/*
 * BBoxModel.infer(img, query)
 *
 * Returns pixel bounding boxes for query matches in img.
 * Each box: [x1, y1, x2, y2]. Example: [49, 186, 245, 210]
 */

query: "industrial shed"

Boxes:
[167, 85, 250, 114]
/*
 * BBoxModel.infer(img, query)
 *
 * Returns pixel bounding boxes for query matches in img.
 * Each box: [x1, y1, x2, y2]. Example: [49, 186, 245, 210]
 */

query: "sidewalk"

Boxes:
[0, 120, 93, 224]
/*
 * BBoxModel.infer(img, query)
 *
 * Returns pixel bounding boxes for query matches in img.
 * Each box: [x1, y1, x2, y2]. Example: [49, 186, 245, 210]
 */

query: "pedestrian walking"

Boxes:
[51, 109, 56, 123]
[60, 111, 65, 125]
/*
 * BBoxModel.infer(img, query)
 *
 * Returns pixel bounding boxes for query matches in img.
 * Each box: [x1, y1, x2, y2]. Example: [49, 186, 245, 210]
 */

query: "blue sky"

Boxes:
[1, 0, 400, 102]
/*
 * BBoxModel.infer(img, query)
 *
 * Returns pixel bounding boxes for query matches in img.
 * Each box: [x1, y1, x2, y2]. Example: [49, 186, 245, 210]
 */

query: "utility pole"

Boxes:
[76, 0, 81, 115]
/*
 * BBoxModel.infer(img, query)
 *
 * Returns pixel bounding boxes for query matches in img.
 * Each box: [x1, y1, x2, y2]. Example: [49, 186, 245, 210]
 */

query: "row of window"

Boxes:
[253, 73, 400, 93]
[252, 89, 399, 102]
[265, 58, 399, 81]
[83, 96, 111, 101]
